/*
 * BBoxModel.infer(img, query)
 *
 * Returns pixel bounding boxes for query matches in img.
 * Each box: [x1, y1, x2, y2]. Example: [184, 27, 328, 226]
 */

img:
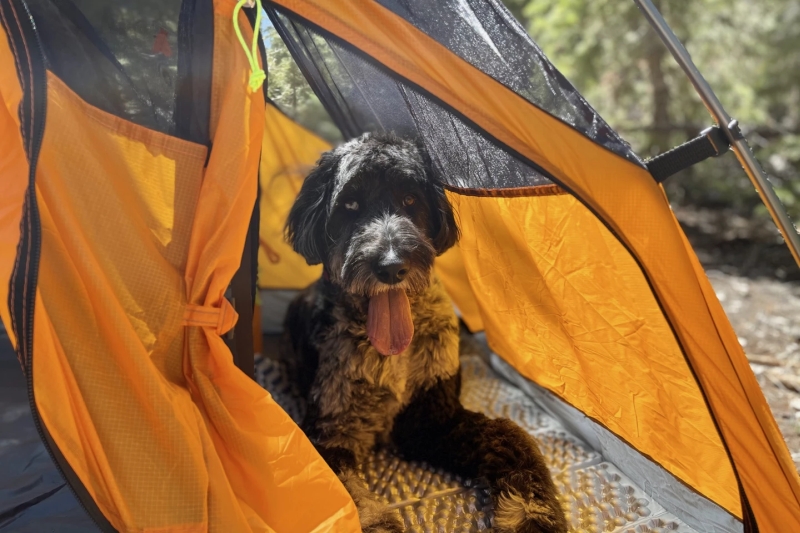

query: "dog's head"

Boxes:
[286, 132, 458, 295]
[285, 133, 458, 355]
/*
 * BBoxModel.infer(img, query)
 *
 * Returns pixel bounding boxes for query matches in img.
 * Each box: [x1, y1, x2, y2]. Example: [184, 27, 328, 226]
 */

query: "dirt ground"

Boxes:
[676, 206, 800, 471]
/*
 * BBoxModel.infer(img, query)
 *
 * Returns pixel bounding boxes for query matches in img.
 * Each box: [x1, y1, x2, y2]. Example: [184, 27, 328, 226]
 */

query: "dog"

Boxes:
[281, 132, 567, 533]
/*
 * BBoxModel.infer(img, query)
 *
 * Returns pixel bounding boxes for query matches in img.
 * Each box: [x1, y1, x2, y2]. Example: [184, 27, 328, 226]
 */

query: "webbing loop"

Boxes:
[183, 297, 239, 336]
[646, 124, 732, 182]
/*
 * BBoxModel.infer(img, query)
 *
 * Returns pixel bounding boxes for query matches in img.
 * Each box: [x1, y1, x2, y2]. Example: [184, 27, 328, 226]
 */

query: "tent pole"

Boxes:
[633, 0, 800, 270]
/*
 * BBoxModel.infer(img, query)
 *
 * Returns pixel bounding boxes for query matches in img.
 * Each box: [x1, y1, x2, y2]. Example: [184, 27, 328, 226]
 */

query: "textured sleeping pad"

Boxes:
[255, 353, 697, 533]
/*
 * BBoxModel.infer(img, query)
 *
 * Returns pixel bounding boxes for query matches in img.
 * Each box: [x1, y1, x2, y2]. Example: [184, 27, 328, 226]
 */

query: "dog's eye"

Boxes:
[403, 195, 416, 207]
[344, 200, 359, 211]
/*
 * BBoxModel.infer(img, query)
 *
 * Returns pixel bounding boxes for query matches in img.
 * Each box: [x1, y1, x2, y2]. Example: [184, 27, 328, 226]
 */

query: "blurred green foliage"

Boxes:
[505, 0, 800, 219]
[262, 23, 342, 144]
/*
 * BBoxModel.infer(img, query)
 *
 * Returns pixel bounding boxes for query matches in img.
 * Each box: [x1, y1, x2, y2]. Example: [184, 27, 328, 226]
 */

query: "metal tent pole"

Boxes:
[633, 0, 800, 270]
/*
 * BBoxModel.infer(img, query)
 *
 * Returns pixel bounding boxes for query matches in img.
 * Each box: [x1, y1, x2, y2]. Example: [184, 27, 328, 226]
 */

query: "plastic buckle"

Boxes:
[727, 119, 744, 140]
[701, 125, 729, 157]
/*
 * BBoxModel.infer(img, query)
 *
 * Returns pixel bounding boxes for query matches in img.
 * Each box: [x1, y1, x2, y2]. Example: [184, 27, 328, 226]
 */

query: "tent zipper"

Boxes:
[4, 0, 115, 530]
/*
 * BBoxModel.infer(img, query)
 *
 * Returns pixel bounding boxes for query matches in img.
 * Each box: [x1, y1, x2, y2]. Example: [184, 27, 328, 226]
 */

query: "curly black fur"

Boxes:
[281, 133, 566, 533]
[393, 374, 568, 533]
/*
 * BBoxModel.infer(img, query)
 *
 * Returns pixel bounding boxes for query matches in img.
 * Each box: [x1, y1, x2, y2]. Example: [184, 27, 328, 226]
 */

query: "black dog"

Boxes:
[282, 133, 566, 533]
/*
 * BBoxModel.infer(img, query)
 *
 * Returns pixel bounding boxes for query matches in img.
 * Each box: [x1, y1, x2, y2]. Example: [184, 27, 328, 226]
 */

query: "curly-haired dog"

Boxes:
[282, 133, 567, 533]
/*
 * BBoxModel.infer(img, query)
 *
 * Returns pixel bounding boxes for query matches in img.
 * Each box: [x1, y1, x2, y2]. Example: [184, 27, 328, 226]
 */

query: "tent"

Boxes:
[1, 0, 799, 531]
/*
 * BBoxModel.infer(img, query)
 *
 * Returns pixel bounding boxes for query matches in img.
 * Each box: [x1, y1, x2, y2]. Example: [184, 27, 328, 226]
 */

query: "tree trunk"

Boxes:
[646, 32, 671, 156]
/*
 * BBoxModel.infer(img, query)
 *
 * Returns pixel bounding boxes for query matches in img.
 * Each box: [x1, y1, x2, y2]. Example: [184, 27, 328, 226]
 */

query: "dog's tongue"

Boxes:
[367, 288, 414, 356]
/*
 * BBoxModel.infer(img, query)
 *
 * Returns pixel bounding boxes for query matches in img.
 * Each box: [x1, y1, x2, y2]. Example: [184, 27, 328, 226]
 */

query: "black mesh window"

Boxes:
[26, 0, 212, 142]
[261, 19, 343, 144]
[269, 8, 554, 191]
[377, 0, 643, 167]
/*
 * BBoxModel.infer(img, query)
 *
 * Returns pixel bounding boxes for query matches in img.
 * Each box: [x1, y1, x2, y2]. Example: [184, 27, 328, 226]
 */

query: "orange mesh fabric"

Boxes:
[18, 4, 358, 530]
[34, 72, 218, 530]
[0, 24, 26, 349]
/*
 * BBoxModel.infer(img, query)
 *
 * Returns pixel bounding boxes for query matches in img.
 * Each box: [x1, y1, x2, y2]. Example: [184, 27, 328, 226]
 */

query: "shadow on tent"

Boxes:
[0, 324, 96, 532]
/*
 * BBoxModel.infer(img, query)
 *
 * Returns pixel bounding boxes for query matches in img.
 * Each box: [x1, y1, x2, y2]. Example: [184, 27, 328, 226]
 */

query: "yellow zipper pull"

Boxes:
[233, 0, 266, 93]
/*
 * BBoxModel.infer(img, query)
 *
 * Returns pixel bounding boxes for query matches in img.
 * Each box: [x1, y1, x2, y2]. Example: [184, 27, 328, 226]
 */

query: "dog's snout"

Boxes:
[375, 258, 409, 285]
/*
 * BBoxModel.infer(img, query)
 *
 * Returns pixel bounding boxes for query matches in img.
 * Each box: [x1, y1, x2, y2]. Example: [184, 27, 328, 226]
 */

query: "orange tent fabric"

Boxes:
[435, 244, 484, 333]
[0, 23, 26, 351]
[258, 103, 327, 289]
[449, 190, 735, 509]
[0, 2, 358, 531]
[3, 0, 799, 531]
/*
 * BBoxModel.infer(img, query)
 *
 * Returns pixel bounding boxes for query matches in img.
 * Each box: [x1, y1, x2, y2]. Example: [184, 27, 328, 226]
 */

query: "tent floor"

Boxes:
[256, 334, 698, 533]
[0, 327, 97, 532]
[0, 323, 701, 532]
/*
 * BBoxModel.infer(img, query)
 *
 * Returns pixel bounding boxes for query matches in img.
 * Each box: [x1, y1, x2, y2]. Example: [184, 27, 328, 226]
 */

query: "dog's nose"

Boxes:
[375, 258, 409, 285]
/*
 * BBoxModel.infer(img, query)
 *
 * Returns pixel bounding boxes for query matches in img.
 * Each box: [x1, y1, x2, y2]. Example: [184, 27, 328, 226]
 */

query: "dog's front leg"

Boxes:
[310, 444, 404, 533]
[305, 396, 406, 533]
[392, 373, 568, 533]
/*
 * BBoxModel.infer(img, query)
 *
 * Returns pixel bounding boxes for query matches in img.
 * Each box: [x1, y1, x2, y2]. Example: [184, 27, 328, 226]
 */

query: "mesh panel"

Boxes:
[26, 0, 208, 139]
[270, 9, 554, 190]
[261, 20, 343, 144]
[377, 0, 642, 167]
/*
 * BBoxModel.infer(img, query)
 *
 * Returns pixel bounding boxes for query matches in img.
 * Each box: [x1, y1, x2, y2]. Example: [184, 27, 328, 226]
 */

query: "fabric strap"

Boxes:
[646, 125, 731, 182]
[183, 298, 239, 335]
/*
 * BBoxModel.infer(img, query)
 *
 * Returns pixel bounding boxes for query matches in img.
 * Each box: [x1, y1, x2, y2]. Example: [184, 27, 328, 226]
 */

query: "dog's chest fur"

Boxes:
[294, 276, 460, 455]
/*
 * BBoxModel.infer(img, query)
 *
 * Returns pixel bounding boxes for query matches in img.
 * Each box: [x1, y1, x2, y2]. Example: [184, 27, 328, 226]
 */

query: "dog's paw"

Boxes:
[493, 473, 568, 533]
[339, 470, 405, 532]
[361, 507, 404, 533]
[352, 490, 403, 533]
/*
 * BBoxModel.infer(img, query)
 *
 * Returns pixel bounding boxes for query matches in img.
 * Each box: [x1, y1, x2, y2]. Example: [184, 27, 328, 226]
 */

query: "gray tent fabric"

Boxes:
[489, 353, 742, 533]
[0, 325, 98, 533]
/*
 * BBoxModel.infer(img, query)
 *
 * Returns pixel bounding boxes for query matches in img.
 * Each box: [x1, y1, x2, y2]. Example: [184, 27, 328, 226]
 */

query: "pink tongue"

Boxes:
[367, 288, 414, 356]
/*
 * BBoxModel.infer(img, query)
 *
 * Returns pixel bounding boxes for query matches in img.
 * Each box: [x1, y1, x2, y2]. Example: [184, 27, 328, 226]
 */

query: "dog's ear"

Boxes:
[416, 141, 460, 255]
[285, 151, 338, 265]
[428, 179, 460, 255]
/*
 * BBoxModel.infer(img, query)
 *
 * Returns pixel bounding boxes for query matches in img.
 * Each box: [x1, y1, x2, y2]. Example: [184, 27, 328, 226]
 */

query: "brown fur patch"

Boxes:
[338, 470, 404, 532]
[294, 274, 459, 459]
[495, 488, 560, 532]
